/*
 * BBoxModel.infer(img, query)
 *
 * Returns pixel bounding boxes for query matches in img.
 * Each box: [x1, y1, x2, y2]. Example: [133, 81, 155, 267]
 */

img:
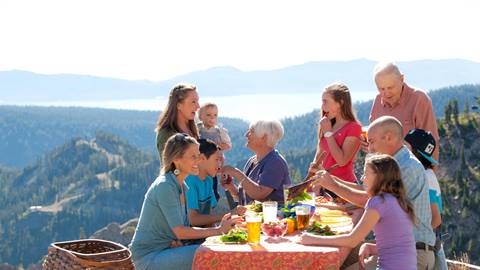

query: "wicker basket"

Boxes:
[43, 239, 135, 270]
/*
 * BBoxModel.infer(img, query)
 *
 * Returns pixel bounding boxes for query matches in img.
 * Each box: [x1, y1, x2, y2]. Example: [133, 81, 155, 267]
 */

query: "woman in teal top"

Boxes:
[130, 133, 237, 270]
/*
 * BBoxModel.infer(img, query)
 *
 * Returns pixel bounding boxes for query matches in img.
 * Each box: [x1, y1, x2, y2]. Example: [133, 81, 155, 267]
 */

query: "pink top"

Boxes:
[320, 121, 362, 182]
[369, 83, 439, 161]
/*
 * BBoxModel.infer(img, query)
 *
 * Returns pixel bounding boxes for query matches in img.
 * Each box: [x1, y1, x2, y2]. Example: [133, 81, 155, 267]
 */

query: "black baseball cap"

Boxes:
[404, 128, 438, 165]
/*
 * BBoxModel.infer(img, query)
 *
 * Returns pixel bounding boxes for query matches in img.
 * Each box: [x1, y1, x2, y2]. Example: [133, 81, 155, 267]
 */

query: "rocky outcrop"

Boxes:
[90, 218, 138, 247]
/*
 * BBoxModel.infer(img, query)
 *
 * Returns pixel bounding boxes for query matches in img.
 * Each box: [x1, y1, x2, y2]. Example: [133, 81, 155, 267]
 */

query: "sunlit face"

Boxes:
[321, 92, 341, 119]
[200, 150, 222, 177]
[245, 127, 263, 150]
[367, 127, 388, 154]
[174, 144, 201, 175]
[374, 73, 404, 107]
[200, 106, 218, 128]
[363, 164, 377, 195]
[177, 90, 200, 121]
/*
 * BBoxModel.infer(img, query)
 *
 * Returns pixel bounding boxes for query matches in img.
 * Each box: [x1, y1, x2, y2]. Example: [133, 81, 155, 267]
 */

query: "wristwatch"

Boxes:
[324, 131, 333, 138]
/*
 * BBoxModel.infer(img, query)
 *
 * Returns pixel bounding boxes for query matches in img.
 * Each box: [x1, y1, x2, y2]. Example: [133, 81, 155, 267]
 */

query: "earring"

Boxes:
[174, 169, 181, 175]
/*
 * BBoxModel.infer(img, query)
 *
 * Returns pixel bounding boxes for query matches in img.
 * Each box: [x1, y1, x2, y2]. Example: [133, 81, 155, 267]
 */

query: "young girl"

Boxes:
[308, 83, 362, 184]
[299, 154, 417, 270]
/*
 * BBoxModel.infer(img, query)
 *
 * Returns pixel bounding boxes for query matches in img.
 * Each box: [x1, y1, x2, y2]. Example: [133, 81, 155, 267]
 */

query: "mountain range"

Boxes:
[1, 84, 479, 169]
[2, 59, 480, 102]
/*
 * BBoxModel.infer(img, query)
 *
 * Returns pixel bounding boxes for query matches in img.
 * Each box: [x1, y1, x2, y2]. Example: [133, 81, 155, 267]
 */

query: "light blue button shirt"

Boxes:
[394, 146, 436, 245]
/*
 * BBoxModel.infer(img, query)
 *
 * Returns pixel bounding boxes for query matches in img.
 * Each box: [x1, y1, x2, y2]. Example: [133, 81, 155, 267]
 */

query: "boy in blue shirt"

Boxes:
[185, 139, 245, 226]
[405, 128, 448, 270]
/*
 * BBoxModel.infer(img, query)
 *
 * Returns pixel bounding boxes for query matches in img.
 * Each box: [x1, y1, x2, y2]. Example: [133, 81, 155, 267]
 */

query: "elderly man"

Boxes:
[221, 120, 291, 204]
[369, 62, 439, 162]
[313, 116, 436, 270]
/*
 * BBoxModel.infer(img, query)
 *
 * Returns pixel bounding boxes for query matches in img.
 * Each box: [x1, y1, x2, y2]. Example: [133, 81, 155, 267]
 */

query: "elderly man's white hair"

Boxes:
[373, 62, 403, 78]
[250, 120, 284, 147]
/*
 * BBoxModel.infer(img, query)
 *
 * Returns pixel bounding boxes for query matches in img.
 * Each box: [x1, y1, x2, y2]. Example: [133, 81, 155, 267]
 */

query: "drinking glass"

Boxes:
[296, 205, 311, 231]
[262, 201, 278, 223]
[246, 214, 262, 244]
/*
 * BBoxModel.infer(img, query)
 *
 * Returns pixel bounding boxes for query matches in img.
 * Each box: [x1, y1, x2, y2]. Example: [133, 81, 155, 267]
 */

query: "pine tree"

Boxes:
[452, 99, 459, 124]
[464, 98, 470, 116]
[444, 102, 452, 123]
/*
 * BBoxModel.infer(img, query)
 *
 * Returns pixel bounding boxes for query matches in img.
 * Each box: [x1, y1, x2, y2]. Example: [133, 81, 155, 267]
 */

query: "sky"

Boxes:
[1, 0, 479, 82]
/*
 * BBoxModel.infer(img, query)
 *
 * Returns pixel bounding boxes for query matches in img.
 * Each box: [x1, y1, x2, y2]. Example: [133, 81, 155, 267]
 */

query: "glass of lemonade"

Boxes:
[246, 213, 262, 244]
[296, 205, 311, 231]
[262, 201, 278, 223]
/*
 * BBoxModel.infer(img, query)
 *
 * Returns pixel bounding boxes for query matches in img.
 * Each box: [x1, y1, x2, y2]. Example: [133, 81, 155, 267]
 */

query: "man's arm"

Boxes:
[313, 171, 369, 207]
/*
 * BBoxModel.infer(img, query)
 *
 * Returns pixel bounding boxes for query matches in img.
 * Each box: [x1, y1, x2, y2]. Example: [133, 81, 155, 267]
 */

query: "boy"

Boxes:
[405, 128, 448, 270]
[185, 139, 245, 226]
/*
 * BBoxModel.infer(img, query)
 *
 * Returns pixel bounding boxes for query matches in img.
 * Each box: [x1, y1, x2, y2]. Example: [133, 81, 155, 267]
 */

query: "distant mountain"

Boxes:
[1, 84, 479, 168]
[2, 59, 480, 102]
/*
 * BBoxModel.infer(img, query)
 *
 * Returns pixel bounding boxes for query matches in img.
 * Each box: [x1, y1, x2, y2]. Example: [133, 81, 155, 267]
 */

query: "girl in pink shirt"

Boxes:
[309, 83, 362, 184]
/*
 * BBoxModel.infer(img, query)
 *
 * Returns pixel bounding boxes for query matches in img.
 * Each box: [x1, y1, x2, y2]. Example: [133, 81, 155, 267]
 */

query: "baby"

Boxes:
[198, 102, 232, 151]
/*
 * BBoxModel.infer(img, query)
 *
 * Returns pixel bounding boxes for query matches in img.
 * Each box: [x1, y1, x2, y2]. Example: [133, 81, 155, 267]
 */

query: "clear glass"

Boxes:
[262, 201, 278, 223]
[296, 205, 311, 231]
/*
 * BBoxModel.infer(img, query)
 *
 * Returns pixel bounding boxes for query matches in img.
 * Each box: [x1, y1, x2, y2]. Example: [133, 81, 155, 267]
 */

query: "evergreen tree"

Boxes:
[464, 98, 470, 115]
[444, 102, 452, 123]
[452, 99, 459, 124]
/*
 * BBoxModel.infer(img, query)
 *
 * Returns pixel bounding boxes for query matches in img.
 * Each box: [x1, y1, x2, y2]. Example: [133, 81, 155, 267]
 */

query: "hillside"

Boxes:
[436, 114, 480, 260]
[1, 84, 479, 169]
[1, 115, 479, 267]
[0, 132, 159, 266]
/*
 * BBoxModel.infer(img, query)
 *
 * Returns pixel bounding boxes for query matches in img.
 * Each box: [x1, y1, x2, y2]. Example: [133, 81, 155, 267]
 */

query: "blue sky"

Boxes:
[1, 0, 479, 81]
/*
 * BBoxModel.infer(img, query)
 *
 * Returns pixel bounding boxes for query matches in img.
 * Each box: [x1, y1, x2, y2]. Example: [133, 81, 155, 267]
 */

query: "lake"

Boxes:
[4, 91, 377, 122]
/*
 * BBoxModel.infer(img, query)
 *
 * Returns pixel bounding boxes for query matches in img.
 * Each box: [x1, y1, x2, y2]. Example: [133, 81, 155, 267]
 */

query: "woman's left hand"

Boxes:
[319, 116, 333, 133]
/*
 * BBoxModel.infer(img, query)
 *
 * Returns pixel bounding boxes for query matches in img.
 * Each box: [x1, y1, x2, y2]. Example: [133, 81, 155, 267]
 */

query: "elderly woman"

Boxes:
[221, 120, 291, 204]
[130, 133, 238, 270]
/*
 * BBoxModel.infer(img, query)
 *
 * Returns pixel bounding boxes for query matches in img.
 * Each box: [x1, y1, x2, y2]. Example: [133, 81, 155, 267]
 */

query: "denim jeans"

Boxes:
[434, 244, 448, 270]
[134, 245, 200, 270]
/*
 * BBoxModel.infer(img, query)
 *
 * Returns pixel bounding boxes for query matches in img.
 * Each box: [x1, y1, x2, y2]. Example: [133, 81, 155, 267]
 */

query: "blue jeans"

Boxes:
[134, 245, 200, 270]
[434, 244, 448, 270]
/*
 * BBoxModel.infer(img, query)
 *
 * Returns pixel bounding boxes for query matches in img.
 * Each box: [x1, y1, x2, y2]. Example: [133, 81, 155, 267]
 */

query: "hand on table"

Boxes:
[294, 233, 326, 246]
[218, 213, 242, 234]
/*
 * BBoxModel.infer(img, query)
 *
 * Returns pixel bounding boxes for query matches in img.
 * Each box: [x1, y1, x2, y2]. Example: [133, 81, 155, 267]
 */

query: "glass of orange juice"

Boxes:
[246, 213, 262, 244]
[361, 126, 368, 141]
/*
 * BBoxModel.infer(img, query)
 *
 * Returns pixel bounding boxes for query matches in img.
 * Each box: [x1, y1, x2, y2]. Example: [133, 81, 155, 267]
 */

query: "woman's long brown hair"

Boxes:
[155, 83, 199, 139]
[366, 154, 416, 223]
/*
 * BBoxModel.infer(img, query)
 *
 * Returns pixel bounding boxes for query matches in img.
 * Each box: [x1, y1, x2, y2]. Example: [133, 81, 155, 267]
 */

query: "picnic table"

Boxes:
[192, 205, 363, 270]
